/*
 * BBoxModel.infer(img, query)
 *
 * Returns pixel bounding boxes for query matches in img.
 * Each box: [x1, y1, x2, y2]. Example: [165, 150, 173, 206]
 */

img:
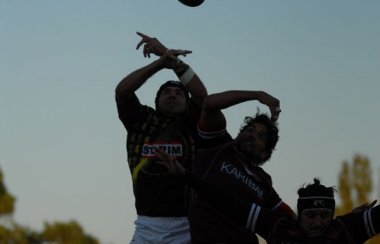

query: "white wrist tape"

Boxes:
[179, 67, 195, 86]
[174, 58, 185, 72]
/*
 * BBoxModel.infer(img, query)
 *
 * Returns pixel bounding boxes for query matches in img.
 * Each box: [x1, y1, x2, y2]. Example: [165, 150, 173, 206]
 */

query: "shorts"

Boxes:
[130, 215, 191, 244]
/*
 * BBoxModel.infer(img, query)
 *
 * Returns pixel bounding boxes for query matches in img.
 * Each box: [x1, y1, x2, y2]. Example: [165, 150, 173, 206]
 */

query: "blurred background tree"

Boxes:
[0, 167, 100, 244]
[260, 154, 379, 244]
[41, 220, 99, 244]
[0, 168, 15, 215]
[336, 154, 380, 244]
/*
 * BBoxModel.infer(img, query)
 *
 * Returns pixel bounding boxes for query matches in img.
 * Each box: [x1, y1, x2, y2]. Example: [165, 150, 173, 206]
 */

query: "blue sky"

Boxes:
[1, 1, 379, 243]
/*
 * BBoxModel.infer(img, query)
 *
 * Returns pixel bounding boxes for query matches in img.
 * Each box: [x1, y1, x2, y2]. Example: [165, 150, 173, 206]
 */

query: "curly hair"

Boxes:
[239, 111, 279, 165]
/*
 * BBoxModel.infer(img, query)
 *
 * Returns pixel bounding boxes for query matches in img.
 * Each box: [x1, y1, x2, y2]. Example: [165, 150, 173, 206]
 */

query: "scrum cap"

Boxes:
[297, 196, 335, 217]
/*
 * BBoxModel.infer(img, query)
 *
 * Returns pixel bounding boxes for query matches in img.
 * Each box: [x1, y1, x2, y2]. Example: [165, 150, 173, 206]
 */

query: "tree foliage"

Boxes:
[41, 220, 99, 244]
[0, 167, 100, 244]
[0, 168, 15, 215]
[0, 225, 26, 244]
[336, 154, 380, 244]
[336, 161, 354, 215]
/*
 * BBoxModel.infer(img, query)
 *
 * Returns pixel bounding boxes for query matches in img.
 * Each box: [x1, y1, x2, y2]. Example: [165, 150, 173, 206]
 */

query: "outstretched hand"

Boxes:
[256, 91, 281, 122]
[158, 49, 192, 70]
[350, 200, 377, 213]
[136, 32, 168, 58]
[153, 146, 186, 177]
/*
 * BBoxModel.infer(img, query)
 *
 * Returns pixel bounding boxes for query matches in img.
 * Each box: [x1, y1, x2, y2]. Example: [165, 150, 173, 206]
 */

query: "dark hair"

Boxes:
[297, 178, 336, 198]
[239, 111, 279, 164]
[154, 80, 190, 116]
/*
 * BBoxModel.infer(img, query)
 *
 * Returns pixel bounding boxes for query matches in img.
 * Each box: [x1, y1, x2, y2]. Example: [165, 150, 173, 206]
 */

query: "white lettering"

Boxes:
[220, 162, 264, 200]
[141, 142, 183, 158]
[314, 200, 325, 206]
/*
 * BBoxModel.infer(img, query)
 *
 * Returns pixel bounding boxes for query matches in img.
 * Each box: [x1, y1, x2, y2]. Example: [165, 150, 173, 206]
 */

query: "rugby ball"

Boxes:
[178, 0, 204, 7]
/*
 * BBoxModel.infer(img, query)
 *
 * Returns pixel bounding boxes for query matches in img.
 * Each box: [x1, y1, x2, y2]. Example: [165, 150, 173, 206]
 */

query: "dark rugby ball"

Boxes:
[178, 0, 204, 7]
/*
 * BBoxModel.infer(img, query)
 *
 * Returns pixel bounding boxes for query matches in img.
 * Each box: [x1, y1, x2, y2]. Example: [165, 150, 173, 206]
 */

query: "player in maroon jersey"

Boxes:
[187, 90, 295, 243]
[154, 146, 380, 244]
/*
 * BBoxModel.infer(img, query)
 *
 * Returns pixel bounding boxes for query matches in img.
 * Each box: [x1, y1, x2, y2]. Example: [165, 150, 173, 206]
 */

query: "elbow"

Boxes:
[115, 81, 125, 95]
[115, 84, 133, 101]
[115, 85, 124, 100]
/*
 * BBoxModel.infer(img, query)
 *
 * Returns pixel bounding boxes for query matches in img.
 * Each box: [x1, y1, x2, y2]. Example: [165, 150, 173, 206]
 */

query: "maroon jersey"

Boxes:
[189, 125, 283, 243]
[248, 204, 379, 243]
[183, 169, 380, 244]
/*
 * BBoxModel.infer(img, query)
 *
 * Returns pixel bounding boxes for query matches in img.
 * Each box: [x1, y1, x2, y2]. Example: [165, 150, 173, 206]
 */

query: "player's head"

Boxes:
[155, 80, 190, 117]
[297, 178, 336, 238]
[235, 112, 279, 166]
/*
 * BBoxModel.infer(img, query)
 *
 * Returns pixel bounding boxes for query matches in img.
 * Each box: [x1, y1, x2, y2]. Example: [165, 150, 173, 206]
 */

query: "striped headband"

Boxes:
[297, 196, 335, 216]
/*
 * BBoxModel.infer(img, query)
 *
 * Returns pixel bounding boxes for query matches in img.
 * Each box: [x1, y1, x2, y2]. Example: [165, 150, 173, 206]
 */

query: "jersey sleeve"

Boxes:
[116, 94, 143, 128]
[276, 202, 296, 216]
[336, 205, 380, 243]
[197, 116, 227, 139]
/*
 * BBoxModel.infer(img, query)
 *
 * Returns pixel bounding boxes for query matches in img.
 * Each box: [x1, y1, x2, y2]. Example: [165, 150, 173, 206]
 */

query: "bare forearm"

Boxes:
[182, 74, 207, 104]
[115, 60, 163, 101]
[174, 60, 207, 105]
[203, 90, 261, 112]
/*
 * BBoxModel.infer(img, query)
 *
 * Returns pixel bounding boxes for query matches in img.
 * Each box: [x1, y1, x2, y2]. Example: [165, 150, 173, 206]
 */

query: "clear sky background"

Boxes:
[1, 1, 379, 244]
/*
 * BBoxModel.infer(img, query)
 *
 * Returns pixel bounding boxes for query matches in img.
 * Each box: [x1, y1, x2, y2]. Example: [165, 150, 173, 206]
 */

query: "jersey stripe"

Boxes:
[364, 208, 376, 237]
[246, 203, 261, 232]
